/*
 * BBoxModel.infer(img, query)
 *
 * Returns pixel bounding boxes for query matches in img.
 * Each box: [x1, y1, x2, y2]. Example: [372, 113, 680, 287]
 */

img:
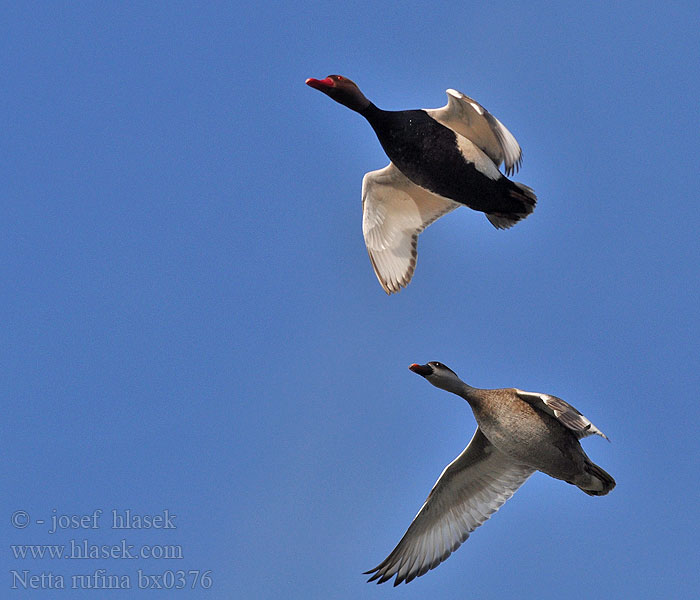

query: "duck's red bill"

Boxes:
[305, 77, 334, 90]
[409, 363, 432, 376]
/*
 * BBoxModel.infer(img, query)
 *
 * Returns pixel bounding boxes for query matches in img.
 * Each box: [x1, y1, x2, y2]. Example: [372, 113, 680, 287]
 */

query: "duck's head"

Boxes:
[305, 75, 370, 112]
[410, 362, 464, 393]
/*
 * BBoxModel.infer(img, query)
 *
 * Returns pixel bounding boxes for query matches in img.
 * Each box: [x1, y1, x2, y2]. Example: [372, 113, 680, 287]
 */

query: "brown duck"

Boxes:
[366, 361, 615, 586]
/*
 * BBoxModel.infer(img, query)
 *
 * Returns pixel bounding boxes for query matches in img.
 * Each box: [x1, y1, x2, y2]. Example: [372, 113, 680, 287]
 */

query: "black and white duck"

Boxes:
[306, 76, 537, 293]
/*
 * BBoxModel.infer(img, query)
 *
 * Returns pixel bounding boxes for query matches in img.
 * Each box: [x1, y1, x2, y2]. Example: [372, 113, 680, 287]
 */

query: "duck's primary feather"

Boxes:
[362, 164, 459, 294]
[365, 428, 533, 585]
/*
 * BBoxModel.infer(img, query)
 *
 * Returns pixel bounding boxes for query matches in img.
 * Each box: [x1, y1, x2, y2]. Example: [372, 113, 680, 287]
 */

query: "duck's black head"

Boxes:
[305, 75, 370, 113]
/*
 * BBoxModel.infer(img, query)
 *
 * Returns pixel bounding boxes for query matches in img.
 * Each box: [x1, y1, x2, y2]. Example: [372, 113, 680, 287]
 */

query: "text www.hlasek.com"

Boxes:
[11, 538, 183, 560]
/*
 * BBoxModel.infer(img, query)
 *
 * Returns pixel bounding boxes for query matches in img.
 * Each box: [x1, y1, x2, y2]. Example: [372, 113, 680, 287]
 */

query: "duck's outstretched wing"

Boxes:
[362, 163, 459, 294]
[515, 389, 609, 440]
[365, 428, 534, 585]
[427, 89, 522, 176]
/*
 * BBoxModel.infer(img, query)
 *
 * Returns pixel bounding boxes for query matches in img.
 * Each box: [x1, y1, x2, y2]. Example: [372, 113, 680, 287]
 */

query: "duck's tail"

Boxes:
[578, 461, 616, 496]
[486, 182, 537, 229]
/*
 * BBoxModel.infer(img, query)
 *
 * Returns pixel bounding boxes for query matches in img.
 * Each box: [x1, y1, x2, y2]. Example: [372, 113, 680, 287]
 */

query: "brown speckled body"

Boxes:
[466, 387, 598, 489]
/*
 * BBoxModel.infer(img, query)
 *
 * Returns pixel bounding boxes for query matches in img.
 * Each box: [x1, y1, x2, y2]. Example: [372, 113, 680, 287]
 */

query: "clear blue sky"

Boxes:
[2, 2, 698, 599]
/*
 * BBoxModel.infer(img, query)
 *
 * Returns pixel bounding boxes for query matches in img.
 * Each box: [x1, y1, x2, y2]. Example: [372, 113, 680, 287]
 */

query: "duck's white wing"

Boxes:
[365, 428, 534, 586]
[515, 389, 609, 440]
[362, 164, 459, 294]
[427, 89, 522, 176]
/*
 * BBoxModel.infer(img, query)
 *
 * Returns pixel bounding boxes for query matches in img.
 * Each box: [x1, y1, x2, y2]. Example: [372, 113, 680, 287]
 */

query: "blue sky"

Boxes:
[2, 2, 699, 598]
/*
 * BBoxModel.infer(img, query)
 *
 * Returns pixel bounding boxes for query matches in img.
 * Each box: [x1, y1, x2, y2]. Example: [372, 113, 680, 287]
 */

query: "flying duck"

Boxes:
[366, 362, 615, 586]
[306, 75, 537, 294]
